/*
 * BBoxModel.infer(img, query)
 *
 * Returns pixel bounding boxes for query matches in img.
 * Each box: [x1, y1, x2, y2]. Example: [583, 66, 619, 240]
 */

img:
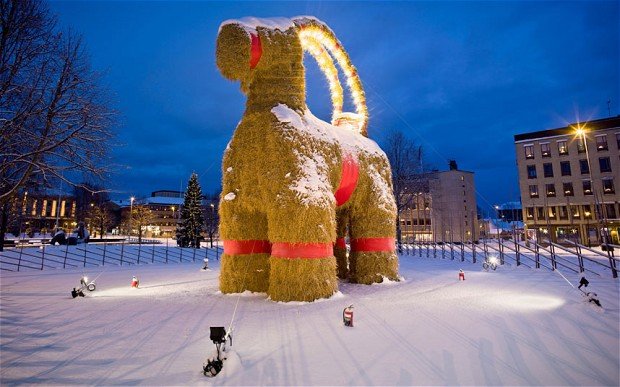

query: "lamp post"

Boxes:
[575, 126, 602, 246]
[129, 196, 135, 240]
[210, 203, 215, 248]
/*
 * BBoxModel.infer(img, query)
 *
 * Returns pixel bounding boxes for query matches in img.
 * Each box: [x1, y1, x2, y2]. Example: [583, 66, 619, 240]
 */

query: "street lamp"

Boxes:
[575, 125, 600, 246]
[129, 196, 135, 239]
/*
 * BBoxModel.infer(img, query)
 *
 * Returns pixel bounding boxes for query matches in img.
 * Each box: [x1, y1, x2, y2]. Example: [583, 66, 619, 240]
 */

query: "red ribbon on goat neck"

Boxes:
[249, 33, 262, 69]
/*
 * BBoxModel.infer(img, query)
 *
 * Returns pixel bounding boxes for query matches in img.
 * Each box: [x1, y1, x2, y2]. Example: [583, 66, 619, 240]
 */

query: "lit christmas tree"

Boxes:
[177, 173, 205, 248]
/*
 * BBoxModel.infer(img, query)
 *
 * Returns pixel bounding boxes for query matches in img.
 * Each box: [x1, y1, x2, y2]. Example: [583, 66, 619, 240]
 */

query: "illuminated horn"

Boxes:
[296, 18, 369, 136]
[300, 35, 344, 123]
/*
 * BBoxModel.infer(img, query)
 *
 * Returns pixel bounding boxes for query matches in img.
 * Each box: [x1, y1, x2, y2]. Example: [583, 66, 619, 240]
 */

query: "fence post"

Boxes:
[152, 243, 155, 263]
[460, 243, 464, 262]
[83, 244, 87, 267]
[41, 244, 45, 270]
[472, 242, 476, 264]
[193, 246, 196, 262]
[137, 242, 141, 265]
[63, 243, 69, 269]
[102, 241, 106, 266]
[549, 243, 556, 270]
[18, 241, 24, 271]
[166, 238, 169, 264]
[515, 237, 520, 266]
[180, 247, 183, 263]
[120, 241, 124, 266]
[607, 254, 618, 278]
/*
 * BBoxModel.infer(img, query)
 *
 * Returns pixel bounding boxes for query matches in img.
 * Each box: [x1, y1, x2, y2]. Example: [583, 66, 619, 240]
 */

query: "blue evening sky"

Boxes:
[50, 1, 619, 214]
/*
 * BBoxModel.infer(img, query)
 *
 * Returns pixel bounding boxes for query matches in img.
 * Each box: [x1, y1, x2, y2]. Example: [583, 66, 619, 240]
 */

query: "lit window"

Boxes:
[524, 145, 534, 159]
[563, 182, 574, 196]
[546, 184, 556, 197]
[529, 185, 539, 198]
[577, 138, 586, 153]
[540, 143, 551, 157]
[557, 140, 568, 155]
[602, 178, 615, 194]
[582, 180, 593, 195]
[595, 134, 608, 151]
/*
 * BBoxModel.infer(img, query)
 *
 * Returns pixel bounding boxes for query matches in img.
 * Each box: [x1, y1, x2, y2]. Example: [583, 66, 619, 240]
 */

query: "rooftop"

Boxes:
[514, 116, 620, 142]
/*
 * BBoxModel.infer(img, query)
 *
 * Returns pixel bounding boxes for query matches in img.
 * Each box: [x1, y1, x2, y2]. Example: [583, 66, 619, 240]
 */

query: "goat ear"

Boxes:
[216, 23, 252, 81]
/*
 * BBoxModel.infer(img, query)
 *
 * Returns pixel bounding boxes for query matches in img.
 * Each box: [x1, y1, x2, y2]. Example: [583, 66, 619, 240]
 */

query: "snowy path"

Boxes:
[1, 256, 618, 385]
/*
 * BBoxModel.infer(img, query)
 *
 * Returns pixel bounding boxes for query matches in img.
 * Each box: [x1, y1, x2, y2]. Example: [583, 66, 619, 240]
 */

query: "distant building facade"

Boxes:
[12, 191, 77, 235]
[115, 190, 219, 239]
[514, 116, 620, 245]
[400, 161, 479, 243]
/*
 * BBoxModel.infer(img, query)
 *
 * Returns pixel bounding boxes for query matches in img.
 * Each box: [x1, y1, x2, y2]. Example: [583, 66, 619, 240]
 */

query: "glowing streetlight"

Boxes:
[129, 196, 135, 239]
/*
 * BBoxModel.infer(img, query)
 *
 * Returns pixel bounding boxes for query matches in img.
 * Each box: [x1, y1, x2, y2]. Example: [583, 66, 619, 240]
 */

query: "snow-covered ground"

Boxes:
[1, 254, 618, 386]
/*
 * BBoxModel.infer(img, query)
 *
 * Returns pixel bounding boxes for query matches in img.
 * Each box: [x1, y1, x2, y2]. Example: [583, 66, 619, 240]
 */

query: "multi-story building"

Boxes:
[9, 191, 77, 236]
[400, 161, 479, 243]
[115, 190, 219, 239]
[514, 116, 620, 245]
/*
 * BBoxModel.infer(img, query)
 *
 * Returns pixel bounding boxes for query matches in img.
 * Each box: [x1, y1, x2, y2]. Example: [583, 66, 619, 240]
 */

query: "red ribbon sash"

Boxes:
[271, 242, 333, 259]
[249, 33, 262, 69]
[334, 154, 359, 207]
[350, 237, 395, 252]
[223, 240, 271, 255]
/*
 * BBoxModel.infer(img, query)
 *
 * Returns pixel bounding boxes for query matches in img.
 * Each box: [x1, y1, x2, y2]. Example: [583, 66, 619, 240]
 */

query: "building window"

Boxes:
[559, 206, 568, 220]
[546, 183, 556, 197]
[563, 182, 574, 196]
[599, 157, 612, 173]
[526, 207, 534, 219]
[547, 206, 556, 219]
[524, 145, 534, 159]
[31, 199, 37, 216]
[605, 204, 617, 219]
[577, 138, 586, 153]
[583, 204, 593, 219]
[527, 165, 537, 179]
[41, 200, 47, 217]
[582, 180, 593, 195]
[540, 143, 551, 157]
[571, 205, 580, 218]
[529, 185, 539, 198]
[543, 163, 553, 178]
[595, 134, 608, 151]
[602, 178, 615, 194]
[616, 133, 620, 149]
[579, 159, 589, 174]
[557, 140, 568, 155]
[560, 161, 571, 176]
[536, 207, 544, 220]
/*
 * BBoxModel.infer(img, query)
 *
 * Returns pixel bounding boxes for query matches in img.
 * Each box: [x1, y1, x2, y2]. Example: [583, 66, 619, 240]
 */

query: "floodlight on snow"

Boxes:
[203, 327, 233, 377]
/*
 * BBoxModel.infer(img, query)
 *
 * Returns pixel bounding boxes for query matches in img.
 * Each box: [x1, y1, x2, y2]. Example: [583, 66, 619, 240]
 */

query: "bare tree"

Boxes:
[381, 130, 426, 247]
[89, 204, 113, 238]
[125, 205, 154, 244]
[0, 0, 115, 250]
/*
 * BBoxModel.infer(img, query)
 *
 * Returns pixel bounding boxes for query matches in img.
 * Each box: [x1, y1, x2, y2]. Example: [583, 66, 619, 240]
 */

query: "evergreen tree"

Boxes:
[177, 173, 205, 248]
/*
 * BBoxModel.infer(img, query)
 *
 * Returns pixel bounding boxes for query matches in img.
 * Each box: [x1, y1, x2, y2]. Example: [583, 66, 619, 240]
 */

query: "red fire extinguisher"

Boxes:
[343, 305, 354, 327]
[131, 275, 139, 288]
[458, 270, 465, 281]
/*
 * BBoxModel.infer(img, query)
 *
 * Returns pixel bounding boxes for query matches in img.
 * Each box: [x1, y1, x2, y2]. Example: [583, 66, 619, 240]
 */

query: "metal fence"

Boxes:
[402, 237, 619, 278]
[0, 239, 222, 272]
